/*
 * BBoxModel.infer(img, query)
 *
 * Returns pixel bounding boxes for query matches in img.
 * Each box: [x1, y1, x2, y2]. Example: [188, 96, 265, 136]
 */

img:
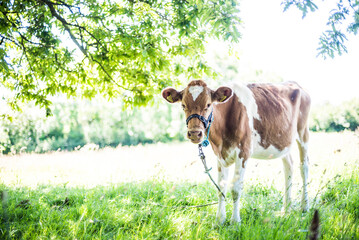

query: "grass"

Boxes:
[0, 132, 359, 239]
[1, 176, 359, 239]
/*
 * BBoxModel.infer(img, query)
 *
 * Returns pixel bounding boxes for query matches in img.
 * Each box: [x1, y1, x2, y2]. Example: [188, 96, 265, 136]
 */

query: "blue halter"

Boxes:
[186, 109, 213, 147]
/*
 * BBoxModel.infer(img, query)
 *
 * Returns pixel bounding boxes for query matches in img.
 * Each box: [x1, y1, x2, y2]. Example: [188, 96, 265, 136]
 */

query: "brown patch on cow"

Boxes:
[249, 82, 308, 151]
[209, 94, 252, 167]
[296, 86, 311, 143]
[188, 80, 207, 88]
[212, 87, 233, 102]
[162, 88, 183, 103]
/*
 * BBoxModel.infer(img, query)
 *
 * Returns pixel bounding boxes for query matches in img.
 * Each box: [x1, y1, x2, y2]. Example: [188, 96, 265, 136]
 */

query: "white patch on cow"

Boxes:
[297, 134, 309, 153]
[217, 158, 229, 168]
[251, 129, 291, 159]
[281, 154, 293, 212]
[300, 154, 309, 211]
[231, 83, 261, 131]
[231, 157, 246, 223]
[297, 132, 309, 211]
[216, 164, 229, 224]
[219, 147, 241, 167]
[188, 85, 204, 101]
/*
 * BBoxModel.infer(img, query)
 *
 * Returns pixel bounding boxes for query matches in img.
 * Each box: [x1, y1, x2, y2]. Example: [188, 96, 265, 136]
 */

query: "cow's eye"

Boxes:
[182, 104, 186, 110]
[205, 104, 211, 110]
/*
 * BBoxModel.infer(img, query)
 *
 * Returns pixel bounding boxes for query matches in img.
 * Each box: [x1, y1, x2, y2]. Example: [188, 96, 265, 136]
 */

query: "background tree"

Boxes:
[282, 0, 359, 58]
[1, 0, 358, 115]
[0, 0, 241, 114]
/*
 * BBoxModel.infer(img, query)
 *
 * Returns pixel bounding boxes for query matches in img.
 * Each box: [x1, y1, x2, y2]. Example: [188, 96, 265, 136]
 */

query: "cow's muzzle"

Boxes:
[187, 129, 203, 143]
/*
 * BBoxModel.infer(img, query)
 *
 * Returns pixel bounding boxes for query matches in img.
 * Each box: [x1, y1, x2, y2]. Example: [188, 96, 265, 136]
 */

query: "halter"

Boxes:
[186, 110, 213, 129]
[186, 109, 213, 147]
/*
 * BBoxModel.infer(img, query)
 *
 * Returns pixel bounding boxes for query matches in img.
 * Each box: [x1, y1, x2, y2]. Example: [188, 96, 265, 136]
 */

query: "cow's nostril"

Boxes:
[188, 131, 202, 139]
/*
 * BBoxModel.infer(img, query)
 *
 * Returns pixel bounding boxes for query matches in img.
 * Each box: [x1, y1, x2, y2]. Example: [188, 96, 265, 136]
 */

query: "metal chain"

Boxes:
[198, 144, 226, 200]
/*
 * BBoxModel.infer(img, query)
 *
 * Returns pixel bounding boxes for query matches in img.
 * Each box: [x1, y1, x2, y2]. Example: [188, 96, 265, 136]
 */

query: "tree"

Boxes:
[2, 0, 358, 115]
[0, 0, 241, 114]
[282, 0, 359, 58]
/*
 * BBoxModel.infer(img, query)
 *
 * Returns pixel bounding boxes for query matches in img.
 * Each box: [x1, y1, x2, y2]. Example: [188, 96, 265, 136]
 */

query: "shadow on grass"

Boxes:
[1, 176, 358, 239]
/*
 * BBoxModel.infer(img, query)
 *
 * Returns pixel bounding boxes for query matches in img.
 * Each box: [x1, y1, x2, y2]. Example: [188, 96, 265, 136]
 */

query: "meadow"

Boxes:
[0, 131, 358, 239]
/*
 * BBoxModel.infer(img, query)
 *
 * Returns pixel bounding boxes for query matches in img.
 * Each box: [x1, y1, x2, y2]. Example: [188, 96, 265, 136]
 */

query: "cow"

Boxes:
[162, 79, 311, 224]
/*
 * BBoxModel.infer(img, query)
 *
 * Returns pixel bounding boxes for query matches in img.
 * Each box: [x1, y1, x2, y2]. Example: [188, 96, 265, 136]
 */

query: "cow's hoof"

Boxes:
[230, 215, 241, 225]
[216, 208, 226, 225]
[302, 207, 309, 213]
[216, 217, 226, 225]
[216, 214, 226, 225]
[281, 206, 291, 215]
[301, 203, 309, 212]
[230, 219, 241, 225]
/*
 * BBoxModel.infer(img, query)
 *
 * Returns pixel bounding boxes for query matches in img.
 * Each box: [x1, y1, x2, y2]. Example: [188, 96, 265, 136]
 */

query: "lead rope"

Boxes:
[198, 143, 226, 200]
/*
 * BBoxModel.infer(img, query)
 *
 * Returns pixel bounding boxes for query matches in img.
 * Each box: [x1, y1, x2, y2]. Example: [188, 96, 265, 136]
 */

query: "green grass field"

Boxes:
[1, 132, 359, 239]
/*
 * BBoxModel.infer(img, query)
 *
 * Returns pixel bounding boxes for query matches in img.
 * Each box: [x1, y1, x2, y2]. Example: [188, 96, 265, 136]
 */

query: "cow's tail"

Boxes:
[309, 209, 320, 240]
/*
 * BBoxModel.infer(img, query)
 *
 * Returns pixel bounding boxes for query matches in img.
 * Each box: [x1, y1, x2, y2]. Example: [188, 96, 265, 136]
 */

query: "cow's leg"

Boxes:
[216, 163, 229, 224]
[297, 127, 310, 212]
[231, 157, 246, 224]
[281, 153, 293, 212]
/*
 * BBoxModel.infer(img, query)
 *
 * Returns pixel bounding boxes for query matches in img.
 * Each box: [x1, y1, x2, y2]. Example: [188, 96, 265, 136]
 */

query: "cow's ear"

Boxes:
[162, 87, 182, 103]
[212, 86, 233, 103]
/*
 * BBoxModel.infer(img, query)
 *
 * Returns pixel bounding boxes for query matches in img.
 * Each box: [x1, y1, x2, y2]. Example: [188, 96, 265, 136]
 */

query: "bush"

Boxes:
[310, 98, 359, 132]
[0, 97, 187, 154]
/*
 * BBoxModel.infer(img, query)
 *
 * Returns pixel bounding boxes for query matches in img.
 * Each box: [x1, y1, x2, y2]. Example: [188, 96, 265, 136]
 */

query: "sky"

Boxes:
[210, 0, 359, 105]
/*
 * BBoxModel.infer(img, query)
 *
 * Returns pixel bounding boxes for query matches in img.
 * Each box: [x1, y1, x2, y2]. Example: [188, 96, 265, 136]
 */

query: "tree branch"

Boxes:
[54, 53, 76, 73]
[18, 36, 35, 74]
[15, 30, 54, 48]
[0, 34, 21, 48]
[41, 0, 88, 56]
[40, 0, 133, 92]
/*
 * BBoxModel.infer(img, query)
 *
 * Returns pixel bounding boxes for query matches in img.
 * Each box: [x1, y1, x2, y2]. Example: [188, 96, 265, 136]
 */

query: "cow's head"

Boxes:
[162, 80, 233, 144]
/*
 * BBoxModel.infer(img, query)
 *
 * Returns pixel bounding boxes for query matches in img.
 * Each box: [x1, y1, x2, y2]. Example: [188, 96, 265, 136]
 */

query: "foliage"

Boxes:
[1, 0, 358, 116]
[0, 98, 186, 154]
[1, 96, 358, 154]
[1, 170, 358, 239]
[309, 98, 359, 132]
[0, 0, 241, 112]
[282, 0, 318, 18]
[282, 0, 359, 58]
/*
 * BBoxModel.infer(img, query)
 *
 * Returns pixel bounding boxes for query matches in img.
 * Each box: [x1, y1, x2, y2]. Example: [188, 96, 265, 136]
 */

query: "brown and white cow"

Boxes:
[162, 79, 311, 224]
